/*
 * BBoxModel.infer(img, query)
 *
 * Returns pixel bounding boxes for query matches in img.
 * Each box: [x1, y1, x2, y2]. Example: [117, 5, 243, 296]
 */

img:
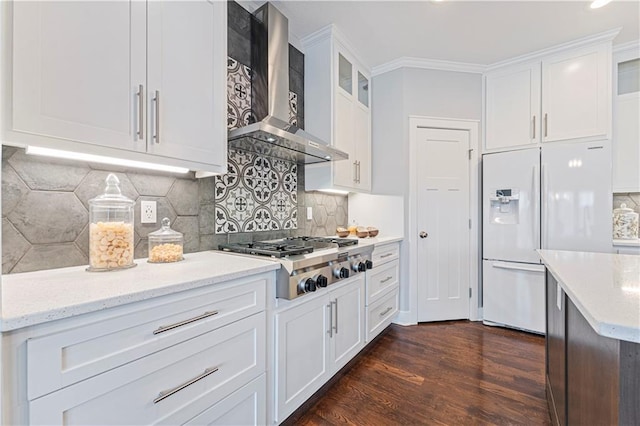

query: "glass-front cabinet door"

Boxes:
[338, 53, 353, 95]
[357, 71, 369, 108]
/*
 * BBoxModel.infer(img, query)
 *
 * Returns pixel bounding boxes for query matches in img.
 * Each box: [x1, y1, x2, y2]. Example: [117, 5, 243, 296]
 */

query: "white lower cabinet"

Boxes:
[185, 374, 266, 426]
[274, 275, 365, 423]
[2, 272, 273, 426]
[365, 242, 400, 342]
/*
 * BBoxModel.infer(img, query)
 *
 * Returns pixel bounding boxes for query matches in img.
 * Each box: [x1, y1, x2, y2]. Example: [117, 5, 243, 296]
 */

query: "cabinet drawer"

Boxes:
[366, 288, 398, 342]
[366, 260, 399, 305]
[27, 276, 266, 400]
[372, 243, 399, 266]
[185, 374, 266, 426]
[29, 312, 266, 425]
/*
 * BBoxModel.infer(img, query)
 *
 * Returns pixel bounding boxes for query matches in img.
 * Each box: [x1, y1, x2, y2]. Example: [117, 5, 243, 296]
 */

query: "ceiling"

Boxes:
[244, 1, 640, 69]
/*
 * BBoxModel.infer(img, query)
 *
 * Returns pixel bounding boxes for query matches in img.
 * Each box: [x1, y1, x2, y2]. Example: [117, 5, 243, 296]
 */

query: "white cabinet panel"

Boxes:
[485, 63, 541, 150]
[366, 260, 399, 305]
[146, 0, 226, 169]
[542, 44, 610, 143]
[274, 295, 329, 423]
[12, 1, 146, 150]
[29, 312, 265, 426]
[185, 374, 266, 426]
[366, 288, 399, 342]
[333, 91, 356, 187]
[329, 276, 365, 372]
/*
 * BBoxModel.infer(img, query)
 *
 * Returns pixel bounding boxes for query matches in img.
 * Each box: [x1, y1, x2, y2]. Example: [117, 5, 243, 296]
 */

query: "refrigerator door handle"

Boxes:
[533, 164, 540, 249]
[492, 262, 545, 273]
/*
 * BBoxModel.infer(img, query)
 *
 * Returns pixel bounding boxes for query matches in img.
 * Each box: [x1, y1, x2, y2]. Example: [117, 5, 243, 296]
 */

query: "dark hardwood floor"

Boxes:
[287, 321, 550, 425]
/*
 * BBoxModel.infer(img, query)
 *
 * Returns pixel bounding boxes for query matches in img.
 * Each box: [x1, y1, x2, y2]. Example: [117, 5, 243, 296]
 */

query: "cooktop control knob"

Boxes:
[334, 267, 350, 279]
[315, 274, 328, 288]
[298, 277, 317, 294]
[357, 262, 366, 272]
[365, 260, 373, 270]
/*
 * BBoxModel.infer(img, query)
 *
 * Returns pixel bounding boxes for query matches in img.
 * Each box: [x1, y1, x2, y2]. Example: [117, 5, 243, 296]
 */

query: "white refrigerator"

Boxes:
[482, 141, 612, 333]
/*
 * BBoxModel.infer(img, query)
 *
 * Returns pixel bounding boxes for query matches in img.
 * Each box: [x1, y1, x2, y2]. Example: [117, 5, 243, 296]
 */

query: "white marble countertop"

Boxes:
[1, 251, 280, 332]
[613, 238, 640, 247]
[538, 250, 640, 343]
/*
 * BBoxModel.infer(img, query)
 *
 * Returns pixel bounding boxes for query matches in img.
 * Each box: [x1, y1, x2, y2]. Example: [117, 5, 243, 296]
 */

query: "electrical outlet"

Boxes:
[307, 206, 313, 220]
[141, 200, 157, 224]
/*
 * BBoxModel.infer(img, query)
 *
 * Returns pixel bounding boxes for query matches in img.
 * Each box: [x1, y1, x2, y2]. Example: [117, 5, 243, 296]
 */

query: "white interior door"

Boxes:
[417, 127, 471, 322]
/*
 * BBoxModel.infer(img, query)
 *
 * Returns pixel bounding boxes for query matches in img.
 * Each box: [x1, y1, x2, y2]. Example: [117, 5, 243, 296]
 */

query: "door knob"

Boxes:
[419, 231, 428, 239]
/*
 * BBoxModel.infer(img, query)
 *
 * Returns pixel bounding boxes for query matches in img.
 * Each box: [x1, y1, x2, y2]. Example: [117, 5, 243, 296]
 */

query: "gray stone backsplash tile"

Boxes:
[2, 218, 30, 274]
[128, 172, 176, 197]
[74, 170, 139, 210]
[2, 165, 29, 217]
[11, 243, 88, 274]
[8, 150, 90, 191]
[167, 179, 200, 216]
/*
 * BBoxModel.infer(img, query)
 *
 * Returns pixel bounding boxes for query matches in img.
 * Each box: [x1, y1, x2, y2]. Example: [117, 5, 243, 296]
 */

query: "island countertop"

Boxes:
[1, 251, 280, 332]
[538, 250, 640, 343]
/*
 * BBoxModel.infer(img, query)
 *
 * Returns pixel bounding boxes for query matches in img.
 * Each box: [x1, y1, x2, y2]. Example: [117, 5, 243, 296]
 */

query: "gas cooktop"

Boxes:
[218, 236, 358, 258]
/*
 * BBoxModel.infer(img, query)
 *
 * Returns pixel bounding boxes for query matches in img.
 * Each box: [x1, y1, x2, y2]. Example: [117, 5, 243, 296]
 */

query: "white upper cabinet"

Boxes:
[541, 44, 610, 143]
[5, 0, 227, 175]
[612, 46, 640, 193]
[11, 1, 147, 152]
[483, 30, 617, 153]
[303, 26, 372, 192]
[485, 63, 541, 151]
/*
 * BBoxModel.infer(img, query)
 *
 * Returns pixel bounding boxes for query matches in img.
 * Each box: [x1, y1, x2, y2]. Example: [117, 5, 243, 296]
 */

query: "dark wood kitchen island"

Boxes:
[539, 250, 640, 426]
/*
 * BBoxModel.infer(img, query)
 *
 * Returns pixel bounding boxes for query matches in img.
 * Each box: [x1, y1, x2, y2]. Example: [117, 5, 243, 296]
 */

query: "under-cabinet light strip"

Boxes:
[25, 146, 190, 174]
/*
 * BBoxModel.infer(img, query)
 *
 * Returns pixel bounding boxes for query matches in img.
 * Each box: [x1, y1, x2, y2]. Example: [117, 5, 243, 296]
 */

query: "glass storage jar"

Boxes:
[87, 174, 135, 271]
[613, 203, 639, 240]
[148, 218, 184, 263]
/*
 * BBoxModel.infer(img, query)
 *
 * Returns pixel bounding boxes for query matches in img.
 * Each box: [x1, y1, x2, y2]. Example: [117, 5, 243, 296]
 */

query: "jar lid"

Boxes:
[613, 203, 636, 214]
[149, 218, 183, 241]
[88, 174, 135, 207]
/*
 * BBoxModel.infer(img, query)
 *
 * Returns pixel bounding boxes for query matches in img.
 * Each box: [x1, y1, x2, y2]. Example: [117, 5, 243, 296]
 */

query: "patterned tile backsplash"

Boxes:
[214, 150, 297, 233]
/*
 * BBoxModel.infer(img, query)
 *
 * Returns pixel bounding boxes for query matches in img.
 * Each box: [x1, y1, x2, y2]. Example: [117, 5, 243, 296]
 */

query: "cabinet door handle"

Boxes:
[137, 84, 144, 140]
[327, 303, 333, 337]
[353, 161, 358, 183]
[379, 306, 393, 317]
[380, 276, 394, 284]
[154, 90, 161, 144]
[153, 310, 219, 335]
[334, 298, 339, 334]
[357, 161, 361, 183]
[544, 113, 548, 138]
[153, 366, 219, 404]
[532, 115, 536, 139]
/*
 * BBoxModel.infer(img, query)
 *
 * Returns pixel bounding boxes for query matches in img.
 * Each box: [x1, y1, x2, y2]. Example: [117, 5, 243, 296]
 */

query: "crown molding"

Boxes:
[371, 57, 486, 77]
[485, 27, 622, 72]
[300, 24, 371, 70]
[613, 39, 640, 54]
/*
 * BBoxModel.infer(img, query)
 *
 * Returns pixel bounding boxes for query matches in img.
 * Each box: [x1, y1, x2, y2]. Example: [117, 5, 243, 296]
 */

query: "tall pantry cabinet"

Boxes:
[2, 0, 227, 174]
[304, 25, 372, 193]
[484, 29, 617, 152]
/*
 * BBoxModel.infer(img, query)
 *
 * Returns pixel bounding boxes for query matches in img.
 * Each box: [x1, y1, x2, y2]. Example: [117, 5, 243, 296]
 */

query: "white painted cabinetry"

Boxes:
[274, 275, 365, 423]
[3, 0, 227, 174]
[365, 242, 399, 342]
[484, 31, 616, 152]
[303, 25, 372, 192]
[1, 273, 272, 425]
[612, 44, 640, 193]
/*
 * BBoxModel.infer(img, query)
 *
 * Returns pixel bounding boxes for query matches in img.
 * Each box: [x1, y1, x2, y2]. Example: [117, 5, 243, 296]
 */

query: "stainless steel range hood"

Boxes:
[227, 3, 348, 164]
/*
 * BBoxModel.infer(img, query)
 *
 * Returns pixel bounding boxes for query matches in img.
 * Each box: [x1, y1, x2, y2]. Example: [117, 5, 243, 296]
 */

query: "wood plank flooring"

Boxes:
[286, 321, 550, 425]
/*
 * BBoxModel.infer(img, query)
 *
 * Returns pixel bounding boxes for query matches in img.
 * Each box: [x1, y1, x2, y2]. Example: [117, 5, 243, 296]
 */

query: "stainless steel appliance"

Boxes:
[219, 236, 372, 300]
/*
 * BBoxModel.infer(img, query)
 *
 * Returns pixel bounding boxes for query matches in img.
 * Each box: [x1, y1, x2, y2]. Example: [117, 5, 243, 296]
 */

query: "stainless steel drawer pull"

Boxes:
[380, 253, 394, 259]
[544, 113, 548, 137]
[327, 303, 333, 337]
[153, 310, 219, 335]
[154, 90, 160, 144]
[380, 276, 394, 284]
[380, 307, 393, 317]
[333, 299, 339, 334]
[137, 84, 144, 140]
[153, 366, 219, 404]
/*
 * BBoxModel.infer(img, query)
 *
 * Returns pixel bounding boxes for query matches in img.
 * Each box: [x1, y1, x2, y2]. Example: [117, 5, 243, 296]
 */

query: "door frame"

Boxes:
[408, 116, 480, 323]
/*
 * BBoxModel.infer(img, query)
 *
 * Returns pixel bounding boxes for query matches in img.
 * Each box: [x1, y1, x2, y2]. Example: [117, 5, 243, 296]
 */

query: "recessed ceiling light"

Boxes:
[590, 0, 612, 9]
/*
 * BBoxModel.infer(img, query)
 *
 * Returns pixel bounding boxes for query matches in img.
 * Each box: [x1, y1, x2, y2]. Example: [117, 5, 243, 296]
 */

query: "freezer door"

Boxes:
[483, 148, 541, 263]
[482, 260, 545, 334]
[542, 141, 612, 253]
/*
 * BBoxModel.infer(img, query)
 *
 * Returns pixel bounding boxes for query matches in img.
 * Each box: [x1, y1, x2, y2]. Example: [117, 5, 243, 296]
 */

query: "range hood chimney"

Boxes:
[227, 3, 348, 164]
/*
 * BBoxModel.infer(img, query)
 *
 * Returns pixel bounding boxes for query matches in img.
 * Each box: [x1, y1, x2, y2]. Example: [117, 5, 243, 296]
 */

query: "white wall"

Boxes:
[348, 193, 404, 237]
[369, 67, 482, 323]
